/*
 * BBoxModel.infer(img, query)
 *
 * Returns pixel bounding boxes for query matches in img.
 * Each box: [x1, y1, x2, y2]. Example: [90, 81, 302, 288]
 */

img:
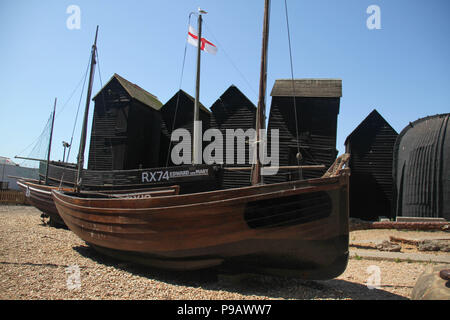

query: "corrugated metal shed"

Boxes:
[345, 109, 398, 220]
[209, 85, 256, 189]
[88, 74, 163, 171]
[393, 113, 450, 220]
[1, 160, 38, 190]
[265, 79, 341, 183]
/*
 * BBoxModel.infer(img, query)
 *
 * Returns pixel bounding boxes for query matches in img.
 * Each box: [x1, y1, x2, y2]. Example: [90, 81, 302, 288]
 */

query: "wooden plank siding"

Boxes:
[345, 109, 398, 220]
[87, 74, 163, 171]
[159, 90, 211, 167]
[209, 85, 256, 189]
[265, 79, 341, 184]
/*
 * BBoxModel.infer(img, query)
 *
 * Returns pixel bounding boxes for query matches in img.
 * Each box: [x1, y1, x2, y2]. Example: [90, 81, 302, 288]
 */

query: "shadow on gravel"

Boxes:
[73, 244, 408, 300]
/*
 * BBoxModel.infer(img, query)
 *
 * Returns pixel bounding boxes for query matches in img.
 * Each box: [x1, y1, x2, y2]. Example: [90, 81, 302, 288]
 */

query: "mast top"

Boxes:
[93, 25, 99, 47]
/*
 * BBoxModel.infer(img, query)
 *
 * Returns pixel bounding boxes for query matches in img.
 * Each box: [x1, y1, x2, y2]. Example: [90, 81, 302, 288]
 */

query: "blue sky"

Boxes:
[1, 0, 449, 167]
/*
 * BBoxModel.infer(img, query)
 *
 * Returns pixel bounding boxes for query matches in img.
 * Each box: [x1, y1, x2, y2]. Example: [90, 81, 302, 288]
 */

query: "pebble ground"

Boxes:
[1, 205, 445, 300]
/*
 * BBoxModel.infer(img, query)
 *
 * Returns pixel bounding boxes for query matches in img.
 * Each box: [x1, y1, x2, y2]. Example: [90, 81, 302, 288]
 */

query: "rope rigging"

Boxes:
[16, 113, 53, 168]
[165, 13, 191, 167]
[58, 50, 95, 188]
[64, 52, 92, 165]
[165, 12, 262, 167]
[202, 21, 259, 102]
[284, 0, 303, 179]
[15, 51, 92, 170]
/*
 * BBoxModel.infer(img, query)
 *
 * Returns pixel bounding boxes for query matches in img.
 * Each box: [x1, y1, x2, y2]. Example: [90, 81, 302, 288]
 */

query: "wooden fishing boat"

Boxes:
[53, 156, 349, 279]
[17, 152, 218, 228]
[17, 178, 181, 227]
[18, 179, 71, 226]
[52, 0, 351, 279]
[15, 96, 69, 226]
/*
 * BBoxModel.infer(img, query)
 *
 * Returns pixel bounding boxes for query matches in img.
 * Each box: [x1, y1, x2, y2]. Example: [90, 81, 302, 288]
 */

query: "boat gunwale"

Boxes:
[18, 180, 179, 197]
[17, 180, 70, 196]
[52, 175, 346, 214]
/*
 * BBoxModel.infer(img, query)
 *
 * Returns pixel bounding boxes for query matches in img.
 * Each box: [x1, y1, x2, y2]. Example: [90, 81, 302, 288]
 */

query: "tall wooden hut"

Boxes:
[393, 113, 450, 220]
[344, 109, 398, 220]
[209, 85, 256, 188]
[159, 90, 211, 167]
[265, 79, 341, 183]
[87, 73, 163, 171]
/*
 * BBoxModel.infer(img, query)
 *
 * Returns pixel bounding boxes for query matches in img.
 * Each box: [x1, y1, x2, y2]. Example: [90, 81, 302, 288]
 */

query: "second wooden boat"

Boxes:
[17, 179, 71, 226]
[17, 178, 181, 227]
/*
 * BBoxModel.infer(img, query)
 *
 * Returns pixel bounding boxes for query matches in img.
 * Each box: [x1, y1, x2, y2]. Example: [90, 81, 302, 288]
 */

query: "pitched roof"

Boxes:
[344, 109, 397, 145]
[219, 85, 255, 107]
[93, 73, 163, 110]
[210, 85, 256, 113]
[271, 79, 342, 98]
[164, 89, 210, 114]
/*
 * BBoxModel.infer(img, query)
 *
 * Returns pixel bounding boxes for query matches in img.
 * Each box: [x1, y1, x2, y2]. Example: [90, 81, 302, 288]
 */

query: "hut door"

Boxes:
[108, 137, 127, 170]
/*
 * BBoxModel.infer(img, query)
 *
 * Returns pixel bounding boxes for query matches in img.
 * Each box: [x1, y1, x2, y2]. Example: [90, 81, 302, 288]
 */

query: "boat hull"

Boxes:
[88, 236, 348, 280]
[17, 180, 180, 228]
[17, 180, 68, 227]
[52, 174, 349, 279]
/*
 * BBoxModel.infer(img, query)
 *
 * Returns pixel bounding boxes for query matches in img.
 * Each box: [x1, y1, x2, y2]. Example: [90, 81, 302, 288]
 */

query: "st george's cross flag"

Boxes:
[187, 25, 218, 55]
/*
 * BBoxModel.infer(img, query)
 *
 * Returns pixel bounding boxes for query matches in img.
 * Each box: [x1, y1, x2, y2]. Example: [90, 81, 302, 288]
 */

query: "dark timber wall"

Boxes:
[159, 90, 211, 167]
[345, 109, 398, 220]
[209, 85, 256, 188]
[265, 79, 341, 183]
[393, 113, 450, 220]
[88, 74, 163, 171]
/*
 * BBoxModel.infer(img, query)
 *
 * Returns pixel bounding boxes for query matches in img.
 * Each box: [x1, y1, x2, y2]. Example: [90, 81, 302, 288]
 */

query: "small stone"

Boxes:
[418, 240, 450, 252]
[376, 240, 401, 252]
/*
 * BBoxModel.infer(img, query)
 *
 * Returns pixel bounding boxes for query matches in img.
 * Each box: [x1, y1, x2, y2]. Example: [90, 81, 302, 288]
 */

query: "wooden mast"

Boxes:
[251, 0, 270, 185]
[75, 26, 99, 192]
[44, 98, 57, 185]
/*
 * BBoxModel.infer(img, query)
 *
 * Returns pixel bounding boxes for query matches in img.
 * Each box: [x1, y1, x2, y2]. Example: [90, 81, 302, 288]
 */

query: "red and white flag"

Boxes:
[187, 25, 218, 55]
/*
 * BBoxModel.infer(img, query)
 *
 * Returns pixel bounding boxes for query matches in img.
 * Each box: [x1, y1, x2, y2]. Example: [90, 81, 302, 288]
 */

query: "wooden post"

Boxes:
[251, 0, 270, 185]
[76, 26, 99, 192]
[193, 13, 203, 165]
[45, 98, 57, 185]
